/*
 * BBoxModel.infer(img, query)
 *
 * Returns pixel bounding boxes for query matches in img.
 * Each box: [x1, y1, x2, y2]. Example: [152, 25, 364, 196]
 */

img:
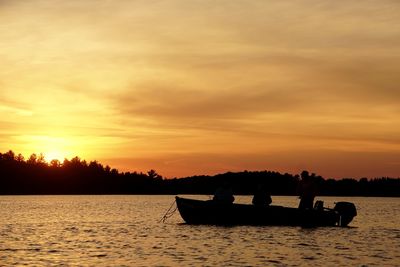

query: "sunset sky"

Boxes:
[1, 0, 399, 178]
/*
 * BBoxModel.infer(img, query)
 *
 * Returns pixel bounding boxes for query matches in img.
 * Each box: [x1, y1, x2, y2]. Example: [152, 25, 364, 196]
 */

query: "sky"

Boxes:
[1, 0, 400, 178]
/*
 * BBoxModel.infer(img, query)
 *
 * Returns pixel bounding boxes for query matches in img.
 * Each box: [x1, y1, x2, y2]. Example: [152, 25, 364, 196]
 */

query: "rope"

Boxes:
[159, 199, 177, 223]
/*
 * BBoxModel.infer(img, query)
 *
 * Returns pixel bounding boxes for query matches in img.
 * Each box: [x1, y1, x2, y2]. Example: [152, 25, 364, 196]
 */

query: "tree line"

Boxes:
[0, 150, 399, 196]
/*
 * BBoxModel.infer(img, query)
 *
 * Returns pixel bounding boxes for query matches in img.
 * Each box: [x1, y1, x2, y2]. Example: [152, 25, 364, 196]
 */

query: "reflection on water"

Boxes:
[0, 195, 399, 266]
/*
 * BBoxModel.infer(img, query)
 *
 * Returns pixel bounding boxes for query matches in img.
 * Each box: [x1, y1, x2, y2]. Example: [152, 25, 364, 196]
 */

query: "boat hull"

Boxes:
[176, 196, 344, 227]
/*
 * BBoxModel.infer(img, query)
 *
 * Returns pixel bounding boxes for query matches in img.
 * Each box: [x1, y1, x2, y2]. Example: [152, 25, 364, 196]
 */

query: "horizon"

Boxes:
[2, 150, 399, 180]
[1, 1, 400, 179]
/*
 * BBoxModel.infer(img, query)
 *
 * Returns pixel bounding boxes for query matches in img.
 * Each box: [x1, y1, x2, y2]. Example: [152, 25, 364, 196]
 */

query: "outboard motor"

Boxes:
[334, 202, 357, 226]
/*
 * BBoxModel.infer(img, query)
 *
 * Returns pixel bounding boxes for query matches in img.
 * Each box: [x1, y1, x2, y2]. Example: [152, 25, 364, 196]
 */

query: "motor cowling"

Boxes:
[334, 202, 357, 226]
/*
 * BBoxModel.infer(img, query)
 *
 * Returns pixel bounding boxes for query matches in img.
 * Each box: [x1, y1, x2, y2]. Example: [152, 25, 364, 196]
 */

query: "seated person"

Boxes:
[252, 184, 272, 206]
[213, 182, 235, 204]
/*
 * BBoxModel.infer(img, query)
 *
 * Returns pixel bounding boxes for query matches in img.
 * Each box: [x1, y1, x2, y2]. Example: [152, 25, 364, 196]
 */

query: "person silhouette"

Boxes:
[213, 182, 235, 204]
[252, 184, 272, 206]
[297, 171, 317, 209]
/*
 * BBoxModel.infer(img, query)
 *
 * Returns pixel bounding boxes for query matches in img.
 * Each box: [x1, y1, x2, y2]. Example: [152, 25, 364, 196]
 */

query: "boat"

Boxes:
[175, 196, 357, 227]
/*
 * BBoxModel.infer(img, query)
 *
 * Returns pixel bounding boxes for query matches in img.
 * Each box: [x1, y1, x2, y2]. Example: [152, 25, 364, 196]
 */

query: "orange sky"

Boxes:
[1, 1, 399, 178]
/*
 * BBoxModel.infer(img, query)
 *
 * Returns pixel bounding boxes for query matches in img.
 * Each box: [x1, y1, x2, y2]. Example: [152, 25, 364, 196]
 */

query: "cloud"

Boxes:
[113, 85, 305, 120]
[0, 98, 33, 117]
[319, 57, 400, 105]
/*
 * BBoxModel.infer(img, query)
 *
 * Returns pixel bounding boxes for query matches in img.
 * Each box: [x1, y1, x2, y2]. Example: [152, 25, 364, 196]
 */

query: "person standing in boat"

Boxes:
[297, 170, 317, 209]
[213, 182, 235, 204]
[252, 184, 272, 206]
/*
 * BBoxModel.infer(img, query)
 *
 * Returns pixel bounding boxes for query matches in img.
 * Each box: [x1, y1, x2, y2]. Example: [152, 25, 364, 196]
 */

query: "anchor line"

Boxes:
[159, 199, 178, 223]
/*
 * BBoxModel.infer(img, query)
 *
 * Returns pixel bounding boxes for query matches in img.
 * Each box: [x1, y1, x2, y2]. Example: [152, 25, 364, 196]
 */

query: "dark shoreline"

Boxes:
[1, 150, 399, 197]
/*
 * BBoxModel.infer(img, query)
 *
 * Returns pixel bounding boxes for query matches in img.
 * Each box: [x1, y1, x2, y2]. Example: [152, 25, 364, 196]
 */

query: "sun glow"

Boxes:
[18, 135, 78, 162]
[43, 151, 68, 162]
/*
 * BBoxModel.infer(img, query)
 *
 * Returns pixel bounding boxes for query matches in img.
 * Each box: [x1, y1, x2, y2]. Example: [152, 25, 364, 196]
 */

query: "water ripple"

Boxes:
[0, 195, 399, 266]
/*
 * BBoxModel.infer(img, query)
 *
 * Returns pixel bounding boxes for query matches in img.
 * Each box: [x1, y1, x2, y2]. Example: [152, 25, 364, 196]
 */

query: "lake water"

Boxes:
[0, 195, 399, 266]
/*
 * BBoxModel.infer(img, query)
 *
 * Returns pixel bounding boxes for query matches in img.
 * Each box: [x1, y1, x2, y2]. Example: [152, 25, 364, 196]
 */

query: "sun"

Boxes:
[19, 135, 79, 163]
[43, 150, 68, 162]
[38, 137, 76, 162]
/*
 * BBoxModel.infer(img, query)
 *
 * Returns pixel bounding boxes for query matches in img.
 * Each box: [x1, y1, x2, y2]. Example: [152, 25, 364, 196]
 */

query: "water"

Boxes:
[0, 195, 399, 266]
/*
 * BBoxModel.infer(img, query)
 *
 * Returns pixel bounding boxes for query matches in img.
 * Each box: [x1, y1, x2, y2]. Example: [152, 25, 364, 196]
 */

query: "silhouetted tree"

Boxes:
[0, 150, 399, 196]
[147, 169, 162, 180]
[27, 153, 38, 165]
[50, 159, 61, 168]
